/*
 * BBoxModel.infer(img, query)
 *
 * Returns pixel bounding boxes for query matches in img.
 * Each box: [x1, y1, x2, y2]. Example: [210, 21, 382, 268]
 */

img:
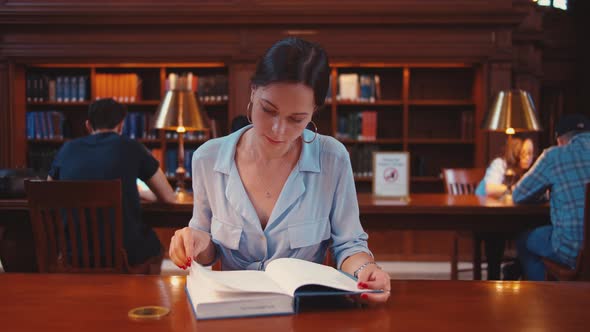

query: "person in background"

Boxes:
[513, 113, 590, 280]
[168, 37, 390, 303]
[475, 136, 535, 280]
[48, 98, 176, 270]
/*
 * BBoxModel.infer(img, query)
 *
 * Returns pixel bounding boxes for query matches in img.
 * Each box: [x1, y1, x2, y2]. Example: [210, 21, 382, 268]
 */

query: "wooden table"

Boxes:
[143, 193, 549, 280]
[144, 193, 549, 230]
[0, 194, 549, 278]
[0, 274, 588, 332]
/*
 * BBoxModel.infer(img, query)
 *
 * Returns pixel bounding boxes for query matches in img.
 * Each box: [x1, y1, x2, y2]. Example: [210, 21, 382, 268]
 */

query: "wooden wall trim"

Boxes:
[0, 60, 10, 168]
[0, 0, 533, 26]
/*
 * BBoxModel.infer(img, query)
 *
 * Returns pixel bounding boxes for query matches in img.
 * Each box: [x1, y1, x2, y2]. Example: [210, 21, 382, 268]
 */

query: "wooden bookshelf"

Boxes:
[22, 63, 229, 181]
[331, 64, 482, 191]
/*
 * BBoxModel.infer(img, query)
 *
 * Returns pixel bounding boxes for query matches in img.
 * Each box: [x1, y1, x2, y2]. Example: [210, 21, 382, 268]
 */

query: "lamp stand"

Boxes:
[501, 133, 515, 203]
[175, 131, 188, 196]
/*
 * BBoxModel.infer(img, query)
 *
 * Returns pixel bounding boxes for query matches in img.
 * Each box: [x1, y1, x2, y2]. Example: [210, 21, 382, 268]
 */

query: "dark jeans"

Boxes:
[516, 225, 570, 281]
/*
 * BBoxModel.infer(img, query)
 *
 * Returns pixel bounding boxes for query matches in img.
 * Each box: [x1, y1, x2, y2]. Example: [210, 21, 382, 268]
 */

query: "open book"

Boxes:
[186, 258, 380, 320]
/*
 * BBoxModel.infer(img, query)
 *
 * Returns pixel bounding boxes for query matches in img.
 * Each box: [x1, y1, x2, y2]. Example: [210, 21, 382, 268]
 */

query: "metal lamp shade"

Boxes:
[481, 89, 542, 132]
[153, 90, 209, 132]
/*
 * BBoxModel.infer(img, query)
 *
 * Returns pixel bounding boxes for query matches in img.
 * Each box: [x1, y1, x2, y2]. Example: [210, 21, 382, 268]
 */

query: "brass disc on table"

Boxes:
[128, 306, 170, 320]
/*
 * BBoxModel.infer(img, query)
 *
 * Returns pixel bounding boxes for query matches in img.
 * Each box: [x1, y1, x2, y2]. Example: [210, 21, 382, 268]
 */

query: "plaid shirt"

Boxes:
[513, 132, 590, 267]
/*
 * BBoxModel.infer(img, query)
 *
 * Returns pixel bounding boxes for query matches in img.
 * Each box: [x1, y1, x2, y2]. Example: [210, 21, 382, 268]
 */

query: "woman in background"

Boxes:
[475, 136, 535, 280]
[476, 137, 534, 197]
[169, 37, 390, 303]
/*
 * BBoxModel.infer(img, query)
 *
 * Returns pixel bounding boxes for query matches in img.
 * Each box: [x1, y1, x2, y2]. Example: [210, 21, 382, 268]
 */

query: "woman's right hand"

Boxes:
[169, 227, 213, 269]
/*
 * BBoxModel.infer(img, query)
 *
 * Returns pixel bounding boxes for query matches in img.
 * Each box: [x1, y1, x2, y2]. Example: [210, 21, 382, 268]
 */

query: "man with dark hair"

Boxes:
[48, 98, 175, 270]
[513, 113, 590, 280]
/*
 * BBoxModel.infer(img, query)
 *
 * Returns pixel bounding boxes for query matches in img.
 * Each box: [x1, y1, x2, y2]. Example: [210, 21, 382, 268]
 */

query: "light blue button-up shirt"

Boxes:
[188, 125, 372, 271]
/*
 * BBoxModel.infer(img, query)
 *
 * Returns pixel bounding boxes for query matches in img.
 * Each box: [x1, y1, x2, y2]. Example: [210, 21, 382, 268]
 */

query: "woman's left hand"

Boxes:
[357, 264, 391, 303]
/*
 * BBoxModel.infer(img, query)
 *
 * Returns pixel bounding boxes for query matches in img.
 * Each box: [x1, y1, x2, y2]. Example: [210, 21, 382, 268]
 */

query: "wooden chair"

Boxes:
[543, 182, 590, 281]
[25, 180, 162, 274]
[442, 168, 486, 280]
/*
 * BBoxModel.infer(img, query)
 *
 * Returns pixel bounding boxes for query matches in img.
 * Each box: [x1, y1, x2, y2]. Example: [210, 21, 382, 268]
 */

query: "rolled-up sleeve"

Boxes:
[329, 155, 373, 269]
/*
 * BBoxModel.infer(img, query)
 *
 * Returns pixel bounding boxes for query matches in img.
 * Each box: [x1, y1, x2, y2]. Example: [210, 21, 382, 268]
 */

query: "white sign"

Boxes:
[372, 152, 410, 199]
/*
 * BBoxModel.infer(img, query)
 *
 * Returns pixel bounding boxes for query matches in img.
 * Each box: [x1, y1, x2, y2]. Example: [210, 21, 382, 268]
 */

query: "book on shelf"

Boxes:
[186, 258, 379, 320]
[95, 73, 141, 102]
[337, 73, 381, 102]
[27, 111, 66, 140]
[336, 111, 377, 141]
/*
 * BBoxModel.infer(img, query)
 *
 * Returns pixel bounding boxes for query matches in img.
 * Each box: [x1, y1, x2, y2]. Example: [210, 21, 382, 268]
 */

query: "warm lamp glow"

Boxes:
[152, 73, 210, 193]
[481, 89, 542, 133]
[505, 128, 515, 135]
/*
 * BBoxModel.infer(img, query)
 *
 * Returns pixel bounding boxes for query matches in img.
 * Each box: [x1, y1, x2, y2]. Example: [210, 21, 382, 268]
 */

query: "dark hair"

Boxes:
[251, 37, 330, 108]
[231, 115, 250, 133]
[87, 98, 127, 130]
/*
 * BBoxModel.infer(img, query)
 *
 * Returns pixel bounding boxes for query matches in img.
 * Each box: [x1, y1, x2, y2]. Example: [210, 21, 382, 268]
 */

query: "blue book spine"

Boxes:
[129, 112, 137, 139]
[33, 113, 41, 139]
[123, 115, 130, 138]
[137, 113, 145, 139]
[78, 76, 87, 101]
[46, 112, 54, 139]
[63, 76, 71, 102]
[70, 76, 78, 103]
[56, 76, 63, 102]
[60, 113, 67, 138]
[166, 149, 177, 177]
[359, 75, 371, 102]
[26, 113, 34, 139]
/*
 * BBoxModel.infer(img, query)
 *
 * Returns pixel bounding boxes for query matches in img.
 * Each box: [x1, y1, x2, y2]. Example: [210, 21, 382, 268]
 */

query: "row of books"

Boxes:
[26, 111, 68, 139]
[151, 148, 196, 178]
[95, 73, 142, 103]
[121, 112, 157, 140]
[337, 73, 382, 102]
[336, 111, 378, 141]
[349, 144, 379, 178]
[26, 74, 88, 103]
[164, 131, 209, 141]
[164, 73, 229, 103]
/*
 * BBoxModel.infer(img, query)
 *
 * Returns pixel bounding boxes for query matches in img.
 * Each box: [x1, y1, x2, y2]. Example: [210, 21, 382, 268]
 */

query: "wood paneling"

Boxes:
[0, 0, 533, 25]
[0, 61, 10, 168]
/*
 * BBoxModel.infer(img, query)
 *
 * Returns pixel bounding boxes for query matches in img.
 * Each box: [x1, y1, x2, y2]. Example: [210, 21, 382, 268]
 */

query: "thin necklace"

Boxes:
[252, 138, 298, 199]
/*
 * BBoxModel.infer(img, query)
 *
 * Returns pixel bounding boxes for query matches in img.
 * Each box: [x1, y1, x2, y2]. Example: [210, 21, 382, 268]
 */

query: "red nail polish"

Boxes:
[187, 261, 192, 267]
[361, 294, 368, 299]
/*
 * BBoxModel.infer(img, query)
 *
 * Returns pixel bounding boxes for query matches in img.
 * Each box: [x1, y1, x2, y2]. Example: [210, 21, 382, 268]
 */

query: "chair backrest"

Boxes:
[577, 183, 590, 280]
[25, 180, 126, 273]
[442, 168, 486, 195]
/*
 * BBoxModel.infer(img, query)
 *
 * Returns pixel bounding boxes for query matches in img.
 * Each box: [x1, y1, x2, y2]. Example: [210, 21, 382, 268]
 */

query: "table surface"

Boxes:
[0, 193, 549, 215]
[0, 274, 588, 332]
[141, 192, 550, 213]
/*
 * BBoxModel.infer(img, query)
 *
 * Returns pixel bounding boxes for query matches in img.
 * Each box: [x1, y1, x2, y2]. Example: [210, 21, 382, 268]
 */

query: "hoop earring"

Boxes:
[303, 121, 318, 144]
[246, 101, 253, 124]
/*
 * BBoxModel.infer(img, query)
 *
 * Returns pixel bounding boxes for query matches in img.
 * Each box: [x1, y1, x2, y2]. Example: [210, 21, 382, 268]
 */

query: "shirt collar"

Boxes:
[213, 125, 321, 175]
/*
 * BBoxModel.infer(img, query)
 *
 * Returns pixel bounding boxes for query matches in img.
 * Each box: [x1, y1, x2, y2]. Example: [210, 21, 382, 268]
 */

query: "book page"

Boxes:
[265, 258, 361, 296]
[191, 264, 288, 295]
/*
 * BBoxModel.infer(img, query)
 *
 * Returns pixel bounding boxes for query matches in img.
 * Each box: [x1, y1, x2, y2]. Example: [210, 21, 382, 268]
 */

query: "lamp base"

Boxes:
[174, 186, 189, 201]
